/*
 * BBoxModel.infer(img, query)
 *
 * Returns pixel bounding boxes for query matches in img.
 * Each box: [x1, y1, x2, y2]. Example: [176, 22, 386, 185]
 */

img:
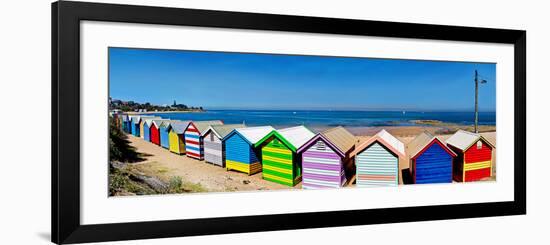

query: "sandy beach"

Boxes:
[119, 127, 496, 194]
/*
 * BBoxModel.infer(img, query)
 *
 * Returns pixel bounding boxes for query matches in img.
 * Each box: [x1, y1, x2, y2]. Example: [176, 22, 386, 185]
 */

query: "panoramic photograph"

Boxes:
[108, 47, 496, 196]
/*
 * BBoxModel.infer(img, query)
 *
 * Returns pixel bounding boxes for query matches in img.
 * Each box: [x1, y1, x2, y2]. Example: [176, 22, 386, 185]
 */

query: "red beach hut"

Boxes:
[446, 130, 495, 182]
[150, 119, 169, 146]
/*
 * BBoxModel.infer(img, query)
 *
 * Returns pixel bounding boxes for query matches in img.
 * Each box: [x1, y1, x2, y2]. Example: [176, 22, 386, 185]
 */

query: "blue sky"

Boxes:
[109, 47, 496, 111]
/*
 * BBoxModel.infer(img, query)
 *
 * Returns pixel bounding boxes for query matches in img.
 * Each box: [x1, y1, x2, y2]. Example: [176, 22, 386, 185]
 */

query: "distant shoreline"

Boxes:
[124, 110, 204, 115]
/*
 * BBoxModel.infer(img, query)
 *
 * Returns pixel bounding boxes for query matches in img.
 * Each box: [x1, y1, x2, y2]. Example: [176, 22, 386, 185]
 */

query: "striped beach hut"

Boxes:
[297, 126, 358, 189]
[129, 115, 141, 137]
[256, 126, 315, 186]
[446, 130, 495, 182]
[223, 126, 274, 175]
[202, 124, 245, 167]
[353, 129, 405, 187]
[184, 120, 224, 160]
[406, 131, 457, 184]
[151, 119, 170, 146]
[168, 121, 191, 155]
[143, 117, 161, 142]
[159, 120, 178, 149]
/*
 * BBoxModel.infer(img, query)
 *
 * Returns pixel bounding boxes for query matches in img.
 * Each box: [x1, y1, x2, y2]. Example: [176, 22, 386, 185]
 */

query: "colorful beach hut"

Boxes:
[151, 119, 169, 146]
[202, 124, 245, 167]
[256, 126, 315, 186]
[143, 118, 160, 142]
[353, 129, 405, 187]
[129, 116, 141, 137]
[184, 120, 224, 160]
[168, 121, 191, 155]
[296, 126, 358, 189]
[223, 126, 275, 175]
[406, 132, 457, 184]
[446, 130, 495, 182]
[120, 114, 129, 133]
[139, 116, 158, 139]
[160, 120, 178, 149]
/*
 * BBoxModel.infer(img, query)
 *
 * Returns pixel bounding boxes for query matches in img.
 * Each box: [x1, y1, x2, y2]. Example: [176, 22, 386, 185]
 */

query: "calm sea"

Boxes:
[148, 110, 496, 129]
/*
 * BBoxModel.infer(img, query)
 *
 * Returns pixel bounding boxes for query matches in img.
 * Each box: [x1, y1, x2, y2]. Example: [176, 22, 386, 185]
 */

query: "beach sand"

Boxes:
[121, 128, 496, 194]
[126, 135, 301, 193]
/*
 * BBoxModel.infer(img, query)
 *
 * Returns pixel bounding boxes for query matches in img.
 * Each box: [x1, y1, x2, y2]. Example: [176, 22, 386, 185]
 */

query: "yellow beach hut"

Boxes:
[168, 121, 191, 154]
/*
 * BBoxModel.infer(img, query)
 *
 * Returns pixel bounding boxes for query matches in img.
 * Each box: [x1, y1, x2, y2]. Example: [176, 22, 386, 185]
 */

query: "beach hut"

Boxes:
[184, 120, 224, 160]
[223, 126, 275, 175]
[129, 116, 141, 137]
[296, 126, 358, 189]
[255, 126, 315, 186]
[139, 116, 157, 139]
[446, 130, 495, 182]
[202, 124, 245, 167]
[142, 117, 161, 142]
[120, 114, 129, 133]
[406, 132, 457, 184]
[168, 121, 191, 155]
[150, 119, 170, 146]
[353, 129, 405, 187]
[159, 120, 177, 149]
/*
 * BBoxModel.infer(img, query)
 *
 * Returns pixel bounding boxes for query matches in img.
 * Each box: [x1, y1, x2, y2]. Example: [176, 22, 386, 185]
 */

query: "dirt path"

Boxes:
[126, 135, 300, 193]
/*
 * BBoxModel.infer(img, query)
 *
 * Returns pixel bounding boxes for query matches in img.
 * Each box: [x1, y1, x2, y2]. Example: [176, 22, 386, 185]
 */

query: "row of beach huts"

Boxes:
[113, 114, 494, 189]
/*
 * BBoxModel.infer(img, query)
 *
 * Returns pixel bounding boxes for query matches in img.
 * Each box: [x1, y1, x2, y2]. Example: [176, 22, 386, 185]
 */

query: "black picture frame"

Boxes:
[52, 1, 526, 244]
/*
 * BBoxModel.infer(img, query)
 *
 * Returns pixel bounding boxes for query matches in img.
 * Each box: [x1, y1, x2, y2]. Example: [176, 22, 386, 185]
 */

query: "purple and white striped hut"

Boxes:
[297, 126, 358, 189]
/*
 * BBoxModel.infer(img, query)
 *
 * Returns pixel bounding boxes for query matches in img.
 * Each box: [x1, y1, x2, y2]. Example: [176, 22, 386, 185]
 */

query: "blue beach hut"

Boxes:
[223, 126, 274, 175]
[143, 117, 161, 142]
[129, 116, 140, 137]
[407, 131, 457, 184]
[159, 121, 175, 149]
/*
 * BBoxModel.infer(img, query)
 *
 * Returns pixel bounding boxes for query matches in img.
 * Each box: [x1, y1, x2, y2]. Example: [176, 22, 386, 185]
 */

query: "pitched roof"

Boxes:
[138, 115, 157, 123]
[277, 126, 315, 149]
[204, 124, 246, 139]
[144, 117, 162, 127]
[169, 121, 191, 134]
[120, 114, 129, 121]
[446, 129, 495, 151]
[353, 129, 405, 158]
[227, 126, 275, 144]
[406, 131, 456, 158]
[151, 119, 170, 128]
[128, 115, 140, 123]
[320, 126, 357, 154]
[189, 120, 224, 134]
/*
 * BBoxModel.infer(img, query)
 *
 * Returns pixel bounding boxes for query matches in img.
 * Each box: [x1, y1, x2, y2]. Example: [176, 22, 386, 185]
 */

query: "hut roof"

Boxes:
[446, 130, 495, 151]
[224, 126, 275, 145]
[188, 120, 224, 134]
[121, 114, 129, 121]
[128, 115, 140, 123]
[277, 126, 316, 149]
[353, 129, 405, 158]
[144, 117, 162, 127]
[406, 131, 456, 159]
[169, 121, 191, 134]
[255, 126, 315, 152]
[204, 124, 246, 139]
[151, 119, 170, 128]
[320, 126, 357, 154]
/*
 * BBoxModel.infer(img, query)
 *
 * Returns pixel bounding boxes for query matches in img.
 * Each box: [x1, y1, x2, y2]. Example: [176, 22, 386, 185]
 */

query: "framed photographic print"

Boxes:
[52, 1, 526, 244]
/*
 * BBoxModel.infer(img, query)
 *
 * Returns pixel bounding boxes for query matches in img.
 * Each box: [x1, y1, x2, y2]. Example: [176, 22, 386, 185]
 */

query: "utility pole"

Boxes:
[474, 70, 479, 133]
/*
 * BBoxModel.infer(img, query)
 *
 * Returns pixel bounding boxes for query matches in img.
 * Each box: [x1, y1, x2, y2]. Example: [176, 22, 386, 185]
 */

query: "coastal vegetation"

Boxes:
[109, 97, 204, 112]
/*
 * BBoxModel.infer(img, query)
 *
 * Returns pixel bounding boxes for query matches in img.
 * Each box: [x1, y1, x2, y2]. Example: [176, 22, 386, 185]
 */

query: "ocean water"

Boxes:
[148, 110, 496, 129]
